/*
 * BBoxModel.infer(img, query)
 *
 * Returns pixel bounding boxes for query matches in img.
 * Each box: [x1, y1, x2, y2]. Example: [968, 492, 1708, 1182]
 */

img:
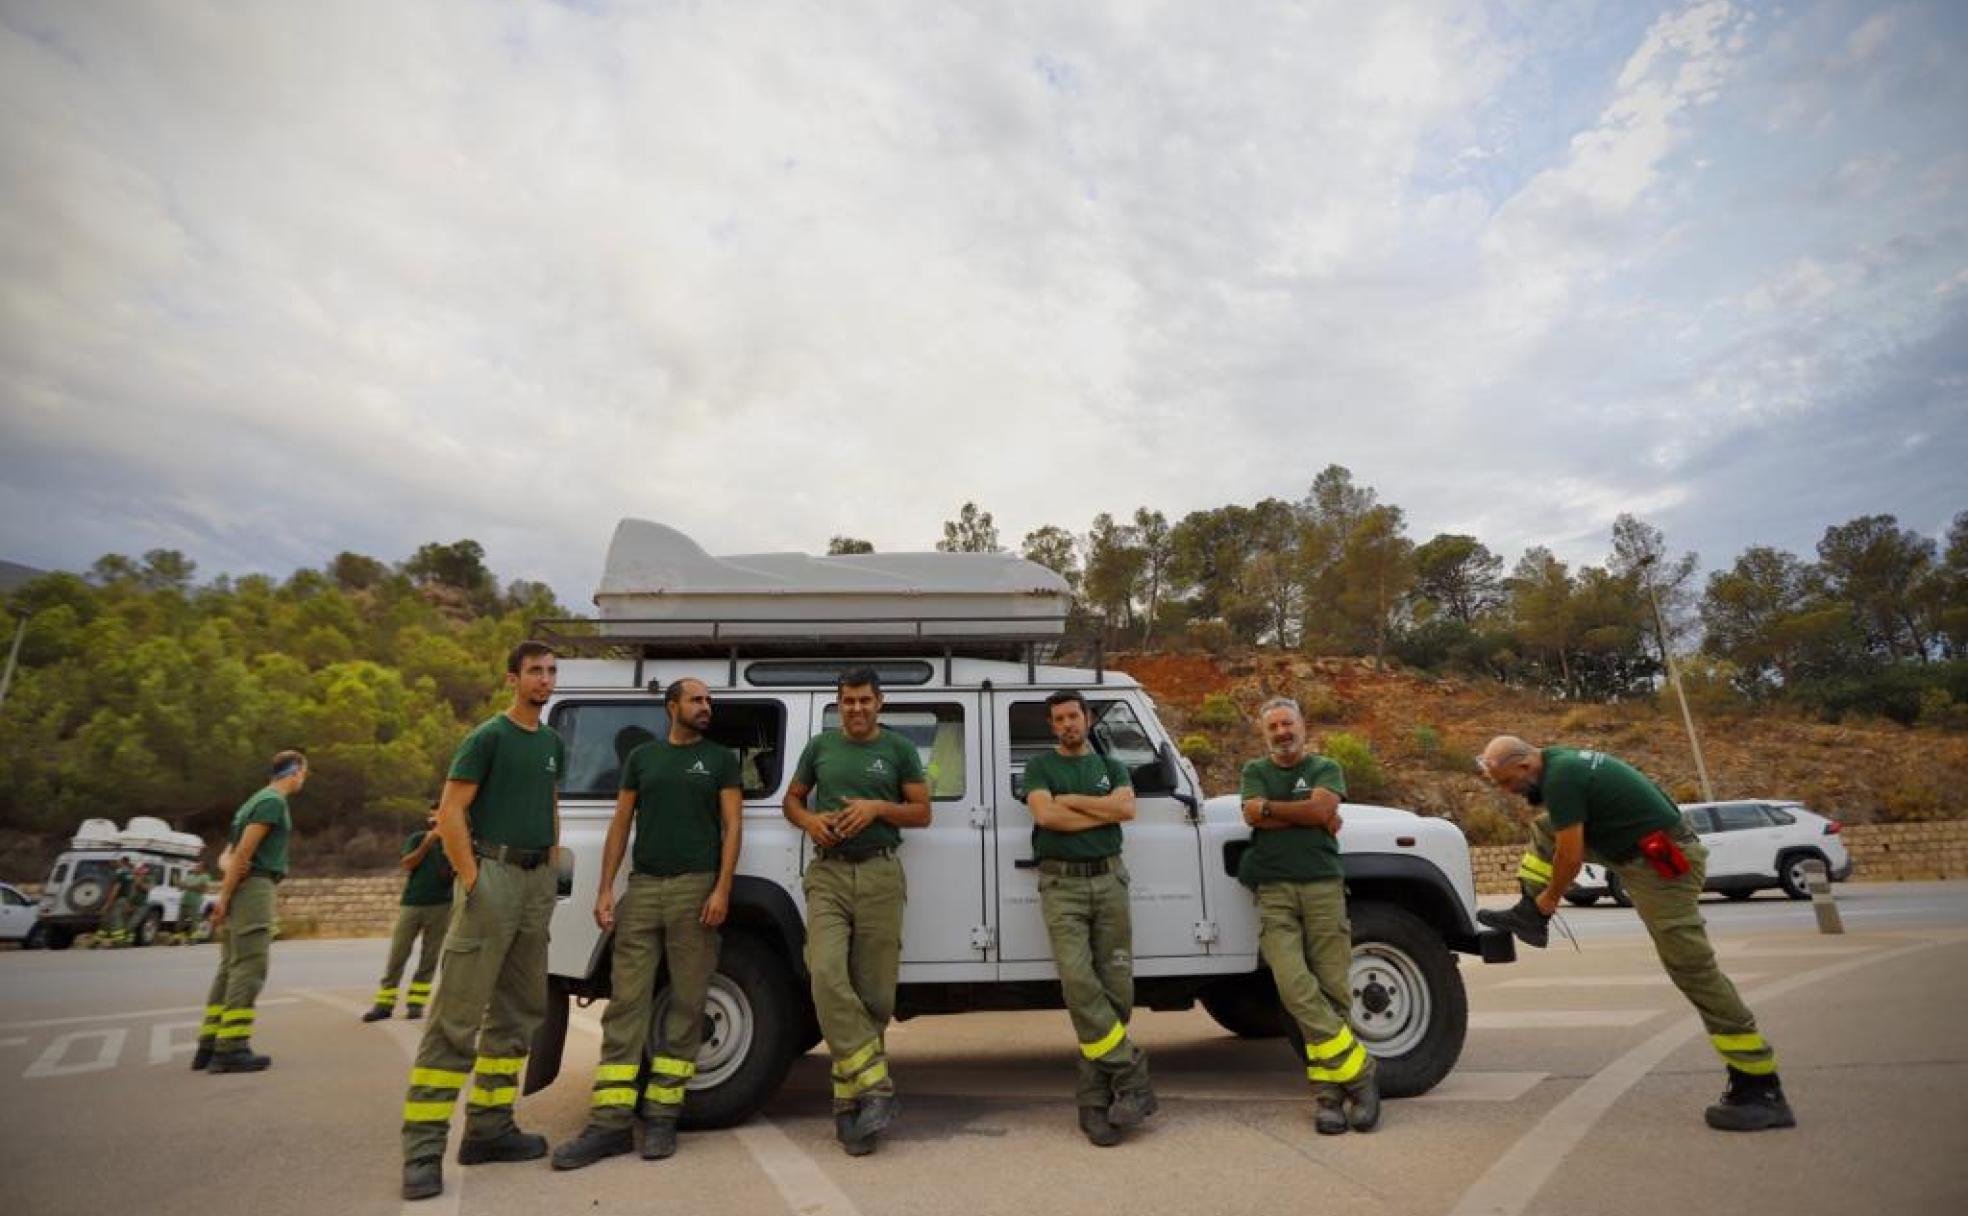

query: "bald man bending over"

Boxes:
[1475, 736, 1794, 1133]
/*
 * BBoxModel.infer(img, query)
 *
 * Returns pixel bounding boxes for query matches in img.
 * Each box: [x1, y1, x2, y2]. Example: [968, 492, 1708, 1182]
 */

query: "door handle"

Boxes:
[1014, 857, 1039, 870]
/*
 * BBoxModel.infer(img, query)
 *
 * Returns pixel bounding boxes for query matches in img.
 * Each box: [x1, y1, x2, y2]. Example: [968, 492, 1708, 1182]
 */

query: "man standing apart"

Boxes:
[401, 642, 564, 1202]
[363, 803, 454, 1022]
[1239, 697, 1379, 1135]
[96, 857, 133, 948]
[1022, 690, 1155, 1146]
[554, 677, 743, 1169]
[783, 668, 931, 1157]
[1476, 736, 1794, 1131]
[176, 862, 211, 944]
[194, 750, 306, 1074]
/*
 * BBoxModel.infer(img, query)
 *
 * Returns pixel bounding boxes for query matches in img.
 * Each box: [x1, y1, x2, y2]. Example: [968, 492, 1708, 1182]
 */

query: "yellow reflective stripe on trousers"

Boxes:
[1308, 1043, 1369, 1084]
[1710, 1032, 1768, 1054]
[651, 1056, 697, 1079]
[474, 1055, 525, 1076]
[1305, 1027, 1357, 1062]
[215, 1026, 254, 1039]
[1080, 1021, 1128, 1061]
[833, 1060, 890, 1098]
[594, 1062, 639, 1083]
[468, 1086, 518, 1107]
[404, 1101, 455, 1123]
[407, 982, 433, 992]
[836, 1038, 881, 1077]
[644, 1083, 686, 1105]
[592, 1087, 638, 1107]
[220, 1010, 255, 1024]
[1518, 854, 1554, 881]
[409, 1067, 467, 1089]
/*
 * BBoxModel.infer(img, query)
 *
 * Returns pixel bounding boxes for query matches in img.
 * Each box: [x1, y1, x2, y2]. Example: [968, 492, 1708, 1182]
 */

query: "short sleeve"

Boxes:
[1106, 757, 1133, 790]
[1542, 763, 1587, 829]
[1238, 761, 1266, 800]
[245, 793, 285, 827]
[1310, 757, 1347, 796]
[893, 735, 927, 784]
[619, 744, 649, 792]
[791, 736, 823, 789]
[1022, 755, 1054, 797]
[402, 832, 422, 857]
[717, 746, 742, 791]
[449, 724, 495, 783]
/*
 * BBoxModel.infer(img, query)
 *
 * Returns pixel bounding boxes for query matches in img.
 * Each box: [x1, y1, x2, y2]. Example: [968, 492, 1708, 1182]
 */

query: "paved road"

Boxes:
[3, 883, 1965, 1216]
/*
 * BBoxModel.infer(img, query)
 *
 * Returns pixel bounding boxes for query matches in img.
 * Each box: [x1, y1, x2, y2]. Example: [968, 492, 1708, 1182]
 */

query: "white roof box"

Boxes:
[117, 816, 205, 859]
[69, 818, 122, 850]
[592, 520, 1070, 642]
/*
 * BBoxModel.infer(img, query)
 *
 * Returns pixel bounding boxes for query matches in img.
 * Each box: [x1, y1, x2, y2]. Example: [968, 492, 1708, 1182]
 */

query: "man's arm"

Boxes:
[1054, 786, 1136, 823]
[1241, 788, 1343, 832]
[434, 778, 480, 893]
[704, 786, 743, 927]
[400, 832, 441, 873]
[783, 780, 840, 848]
[594, 788, 636, 930]
[836, 779, 932, 837]
[212, 823, 272, 927]
[1535, 823, 1586, 917]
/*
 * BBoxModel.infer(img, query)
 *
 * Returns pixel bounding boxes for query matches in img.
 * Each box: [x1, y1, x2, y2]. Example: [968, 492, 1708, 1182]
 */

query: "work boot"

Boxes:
[1078, 1106, 1123, 1147]
[190, 1041, 214, 1071]
[1313, 1088, 1348, 1135]
[457, 1129, 549, 1164]
[406, 1006, 425, 1021]
[1477, 895, 1551, 949]
[360, 1005, 393, 1023]
[402, 1157, 443, 1201]
[836, 1109, 876, 1157]
[1346, 1076, 1382, 1133]
[550, 1124, 633, 1170]
[640, 1120, 678, 1160]
[208, 1049, 271, 1073]
[850, 1093, 899, 1141]
[1108, 1085, 1159, 1129]
[1704, 1069, 1796, 1132]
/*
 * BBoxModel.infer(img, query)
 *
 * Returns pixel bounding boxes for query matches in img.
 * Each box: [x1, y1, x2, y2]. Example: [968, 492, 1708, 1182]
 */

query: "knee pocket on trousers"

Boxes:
[444, 936, 484, 958]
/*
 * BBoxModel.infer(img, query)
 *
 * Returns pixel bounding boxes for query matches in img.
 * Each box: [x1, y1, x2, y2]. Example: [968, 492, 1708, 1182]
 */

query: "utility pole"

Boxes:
[1637, 554, 1714, 802]
[0, 612, 25, 709]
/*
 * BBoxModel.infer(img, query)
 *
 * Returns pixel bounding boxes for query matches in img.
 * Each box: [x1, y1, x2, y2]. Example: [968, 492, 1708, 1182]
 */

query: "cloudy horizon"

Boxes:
[2, 0, 1962, 608]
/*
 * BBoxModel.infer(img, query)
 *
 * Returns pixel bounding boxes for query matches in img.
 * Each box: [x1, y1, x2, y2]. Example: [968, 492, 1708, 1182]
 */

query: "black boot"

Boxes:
[550, 1124, 634, 1170]
[1108, 1085, 1159, 1129]
[640, 1120, 679, 1160]
[850, 1093, 900, 1141]
[360, 1005, 394, 1023]
[1078, 1106, 1122, 1147]
[836, 1109, 875, 1157]
[1313, 1088, 1348, 1135]
[457, 1129, 548, 1164]
[190, 1041, 214, 1071]
[402, 1157, 443, 1201]
[1346, 1076, 1381, 1133]
[405, 1006, 424, 1021]
[1704, 1069, 1796, 1132]
[208, 1048, 271, 1073]
[1477, 895, 1551, 949]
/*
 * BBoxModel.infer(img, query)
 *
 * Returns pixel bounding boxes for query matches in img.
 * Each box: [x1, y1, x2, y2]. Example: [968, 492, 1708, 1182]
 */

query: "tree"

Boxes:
[1507, 548, 1579, 695]
[1815, 515, 1937, 662]
[1335, 505, 1416, 664]
[826, 536, 875, 555]
[88, 554, 141, 586]
[1411, 533, 1503, 624]
[140, 549, 198, 592]
[329, 551, 390, 591]
[1608, 515, 1698, 669]
[1133, 509, 1174, 645]
[936, 503, 1002, 553]
[1699, 547, 1812, 695]
[1082, 514, 1145, 634]
[1019, 525, 1081, 590]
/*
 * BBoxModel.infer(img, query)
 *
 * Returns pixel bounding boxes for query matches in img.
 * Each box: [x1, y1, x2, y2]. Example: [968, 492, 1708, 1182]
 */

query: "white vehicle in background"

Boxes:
[516, 521, 1517, 1128]
[33, 817, 213, 949]
[1, 881, 41, 947]
[1565, 799, 1852, 907]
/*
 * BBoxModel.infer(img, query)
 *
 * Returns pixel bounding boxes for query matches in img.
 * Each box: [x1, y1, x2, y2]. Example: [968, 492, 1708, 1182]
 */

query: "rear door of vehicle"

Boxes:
[1705, 803, 1774, 879]
[0, 886, 33, 940]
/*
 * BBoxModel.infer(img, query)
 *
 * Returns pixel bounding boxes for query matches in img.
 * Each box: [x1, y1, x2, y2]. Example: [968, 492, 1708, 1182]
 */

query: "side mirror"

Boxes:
[1132, 743, 1181, 796]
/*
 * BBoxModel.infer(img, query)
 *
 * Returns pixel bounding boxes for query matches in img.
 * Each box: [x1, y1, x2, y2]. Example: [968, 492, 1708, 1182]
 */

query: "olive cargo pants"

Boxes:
[375, 902, 452, 1012]
[1039, 861, 1151, 1107]
[1256, 879, 1374, 1093]
[400, 858, 555, 1162]
[1518, 814, 1775, 1074]
[201, 876, 277, 1055]
[804, 854, 905, 1113]
[588, 872, 721, 1129]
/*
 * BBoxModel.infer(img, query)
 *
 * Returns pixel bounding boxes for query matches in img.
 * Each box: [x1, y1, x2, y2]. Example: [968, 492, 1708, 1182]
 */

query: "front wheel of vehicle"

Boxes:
[1201, 971, 1288, 1039]
[1290, 901, 1468, 1099]
[23, 922, 48, 949]
[1778, 852, 1826, 901]
[46, 926, 75, 950]
[672, 931, 805, 1130]
[134, 909, 162, 948]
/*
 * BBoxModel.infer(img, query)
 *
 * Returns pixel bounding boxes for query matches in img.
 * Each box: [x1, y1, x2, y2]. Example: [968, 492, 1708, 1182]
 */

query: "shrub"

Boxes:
[1411, 724, 1442, 754]
[1321, 731, 1387, 800]
[1297, 683, 1346, 723]
[1457, 801, 1523, 847]
[1192, 693, 1241, 730]
[1177, 733, 1216, 765]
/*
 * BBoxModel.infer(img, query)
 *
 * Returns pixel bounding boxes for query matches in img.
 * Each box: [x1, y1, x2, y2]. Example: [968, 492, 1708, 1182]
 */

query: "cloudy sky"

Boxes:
[1, 0, 1962, 606]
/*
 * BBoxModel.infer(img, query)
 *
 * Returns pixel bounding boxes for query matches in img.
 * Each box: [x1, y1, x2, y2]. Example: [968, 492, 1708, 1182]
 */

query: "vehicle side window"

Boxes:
[822, 704, 965, 800]
[1005, 699, 1160, 797]
[51, 863, 67, 885]
[1715, 803, 1767, 831]
[1765, 806, 1795, 826]
[1683, 807, 1715, 834]
[0, 887, 23, 907]
[550, 699, 786, 800]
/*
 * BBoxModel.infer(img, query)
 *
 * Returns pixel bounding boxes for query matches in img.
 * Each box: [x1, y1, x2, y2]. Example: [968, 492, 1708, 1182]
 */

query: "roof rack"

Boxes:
[531, 614, 1106, 687]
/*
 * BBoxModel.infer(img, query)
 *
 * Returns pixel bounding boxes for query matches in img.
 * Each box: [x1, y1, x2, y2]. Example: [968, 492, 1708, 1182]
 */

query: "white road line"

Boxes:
[1469, 1010, 1662, 1030]
[0, 1037, 28, 1048]
[1410, 1072, 1549, 1104]
[734, 1118, 867, 1216]
[1719, 945, 1878, 958]
[1448, 935, 1957, 1216]
[0, 997, 300, 1032]
[148, 1020, 200, 1065]
[25, 1027, 126, 1078]
[1495, 974, 1765, 989]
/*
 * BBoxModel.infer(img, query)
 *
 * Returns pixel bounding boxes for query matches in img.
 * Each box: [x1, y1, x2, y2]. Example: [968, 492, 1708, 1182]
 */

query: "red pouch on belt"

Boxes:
[1637, 829, 1690, 879]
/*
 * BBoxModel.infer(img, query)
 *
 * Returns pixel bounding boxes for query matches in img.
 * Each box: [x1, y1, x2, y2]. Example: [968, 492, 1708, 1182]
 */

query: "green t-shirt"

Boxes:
[1022, 750, 1132, 862]
[448, 714, 565, 851]
[791, 729, 926, 857]
[1540, 747, 1682, 861]
[177, 872, 209, 916]
[230, 788, 293, 878]
[1237, 754, 1347, 886]
[622, 738, 742, 877]
[399, 831, 455, 906]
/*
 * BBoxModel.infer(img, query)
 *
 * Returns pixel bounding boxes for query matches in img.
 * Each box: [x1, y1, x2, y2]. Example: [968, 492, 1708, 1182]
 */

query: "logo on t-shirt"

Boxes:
[1292, 778, 1310, 792]
[546, 756, 558, 774]
[688, 760, 709, 775]
[868, 758, 887, 773]
[1096, 775, 1112, 791]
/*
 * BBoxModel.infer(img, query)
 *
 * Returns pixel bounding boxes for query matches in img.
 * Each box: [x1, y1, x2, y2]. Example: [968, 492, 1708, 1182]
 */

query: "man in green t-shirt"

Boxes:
[1239, 696, 1379, 1135]
[783, 667, 931, 1157]
[1478, 736, 1793, 1132]
[175, 866, 211, 944]
[195, 750, 307, 1074]
[554, 677, 744, 1170]
[401, 642, 564, 1202]
[125, 863, 155, 944]
[96, 858, 134, 947]
[1022, 689, 1155, 1146]
[364, 805, 455, 1023]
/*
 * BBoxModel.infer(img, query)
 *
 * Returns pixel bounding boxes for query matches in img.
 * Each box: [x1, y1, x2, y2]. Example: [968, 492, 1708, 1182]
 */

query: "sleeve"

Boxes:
[1021, 755, 1053, 797]
[1106, 756, 1133, 790]
[402, 832, 422, 857]
[244, 793, 285, 827]
[619, 745, 646, 793]
[1238, 761, 1265, 801]
[1542, 763, 1587, 830]
[717, 746, 742, 791]
[1310, 757, 1347, 797]
[791, 736, 823, 789]
[448, 724, 494, 783]
[893, 735, 927, 784]
[552, 731, 566, 788]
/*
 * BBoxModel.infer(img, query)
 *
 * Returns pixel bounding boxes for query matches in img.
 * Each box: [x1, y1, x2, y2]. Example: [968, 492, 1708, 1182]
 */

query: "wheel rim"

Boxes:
[1787, 858, 1814, 891]
[651, 974, 754, 1090]
[1350, 942, 1431, 1058]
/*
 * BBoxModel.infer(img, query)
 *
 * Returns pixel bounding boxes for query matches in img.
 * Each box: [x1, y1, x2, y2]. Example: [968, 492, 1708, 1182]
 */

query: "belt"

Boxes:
[472, 840, 551, 870]
[814, 847, 896, 864]
[1038, 857, 1116, 878]
[247, 870, 283, 885]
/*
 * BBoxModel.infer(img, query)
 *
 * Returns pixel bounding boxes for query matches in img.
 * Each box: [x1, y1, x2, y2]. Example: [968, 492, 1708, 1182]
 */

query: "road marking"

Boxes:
[0, 997, 299, 1032]
[1410, 1071, 1548, 1103]
[1494, 974, 1764, 989]
[734, 1118, 867, 1216]
[1449, 935, 1956, 1216]
[1720, 945, 1877, 958]
[0, 1037, 28, 1049]
[1469, 1010, 1662, 1029]
[26, 1027, 127, 1078]
[149, 1020, 200, 1065]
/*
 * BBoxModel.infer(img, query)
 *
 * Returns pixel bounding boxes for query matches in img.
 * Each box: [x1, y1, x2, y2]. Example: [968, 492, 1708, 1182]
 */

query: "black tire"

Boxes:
[1722, 888, 1755, 901]
[46, 926, 75, 950]
[675, 931, 805, 1130]
[134, 909, 162, 948]
[1280, 901, 1468, 1099]
[1605, 872, 1634, 909]
[1778, 851, 1825, 901]
[1201, 971, 1288, 1039]
[1563, 891, 1601, 907]
[23, 922, 48, 949]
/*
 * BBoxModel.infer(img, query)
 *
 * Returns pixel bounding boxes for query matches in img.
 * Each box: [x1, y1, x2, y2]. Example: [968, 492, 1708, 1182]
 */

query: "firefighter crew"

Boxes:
[1239, 697, 1380, 1135]
[553, 677, 743, 1170]
[175, 863, 210, 944]
[782, 666, 931, 1157]
[1022, 689, 1157, 1146]
[124, 862, 155, 945]
[194, 750, 307, 1074]
[400, 642, 564, 1202]
[96, 857, 134, 947]
[363, 804, 454, 1022]
[1476, 736, 1795, 1131]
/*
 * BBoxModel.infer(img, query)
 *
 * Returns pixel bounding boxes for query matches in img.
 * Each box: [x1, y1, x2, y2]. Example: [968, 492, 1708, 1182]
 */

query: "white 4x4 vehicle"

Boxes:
[1566, 799, 1853, 907]
[519, 522, 1516, 1126]
[34, 817, 211, 949]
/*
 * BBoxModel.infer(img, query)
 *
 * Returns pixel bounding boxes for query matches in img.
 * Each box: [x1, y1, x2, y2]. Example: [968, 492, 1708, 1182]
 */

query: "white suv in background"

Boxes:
[1565, 800, 1852, 907]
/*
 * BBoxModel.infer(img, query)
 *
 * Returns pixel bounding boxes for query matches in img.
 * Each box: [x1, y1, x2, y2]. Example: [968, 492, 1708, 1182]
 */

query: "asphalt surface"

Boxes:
[2, 882, 1965, 1216]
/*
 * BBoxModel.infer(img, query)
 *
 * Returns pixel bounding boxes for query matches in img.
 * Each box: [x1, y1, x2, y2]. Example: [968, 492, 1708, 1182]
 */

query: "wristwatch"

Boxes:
[1259, 800, 1272, 820]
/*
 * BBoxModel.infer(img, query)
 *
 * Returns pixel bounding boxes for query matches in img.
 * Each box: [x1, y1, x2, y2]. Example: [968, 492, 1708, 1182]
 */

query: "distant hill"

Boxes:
[0, 560, 47, 594]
